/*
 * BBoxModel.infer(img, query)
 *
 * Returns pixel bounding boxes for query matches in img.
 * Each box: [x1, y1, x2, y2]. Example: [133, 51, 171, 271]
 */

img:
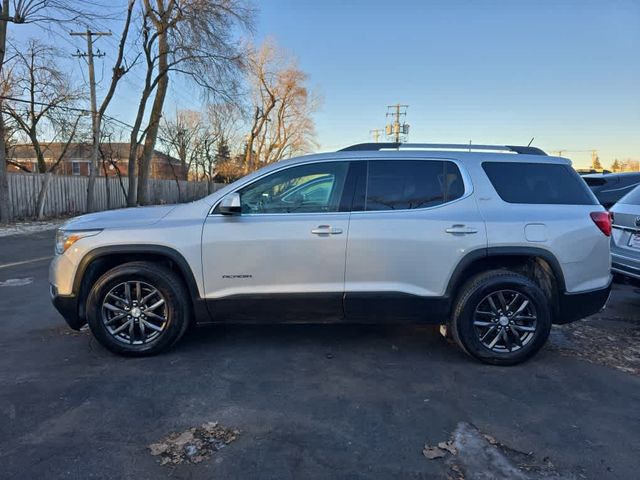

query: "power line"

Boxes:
[70, 29, 113, 211]
[385, 104, 409, 143]
[369, 129, 383, 143]
[0, 95, 186, 148]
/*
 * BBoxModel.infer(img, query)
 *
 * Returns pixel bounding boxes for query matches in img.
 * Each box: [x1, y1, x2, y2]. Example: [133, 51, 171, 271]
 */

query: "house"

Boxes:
[7, 142, 186, 180]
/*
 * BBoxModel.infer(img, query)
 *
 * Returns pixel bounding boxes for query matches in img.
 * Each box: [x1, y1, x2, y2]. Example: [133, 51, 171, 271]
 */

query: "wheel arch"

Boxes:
[445, 247, 566, 318]
[73, 245, 205, 323]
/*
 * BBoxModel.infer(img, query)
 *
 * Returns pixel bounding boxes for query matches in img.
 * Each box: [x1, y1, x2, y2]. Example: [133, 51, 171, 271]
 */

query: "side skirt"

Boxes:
[196, 292, 451, 325]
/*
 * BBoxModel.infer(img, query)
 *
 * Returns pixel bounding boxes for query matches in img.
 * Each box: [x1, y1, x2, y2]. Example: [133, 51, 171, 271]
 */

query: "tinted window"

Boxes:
[239, 162, 348, 214]
[619, 185, 640, 205]
[482, 162, 596, 205]
[365, 160, 464, 211]
[583, 177, 607, 187]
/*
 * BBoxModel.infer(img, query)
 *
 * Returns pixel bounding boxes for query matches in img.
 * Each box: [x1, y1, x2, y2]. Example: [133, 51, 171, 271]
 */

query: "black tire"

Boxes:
[86, 261, 190, 356]
[449, 270, 552, 365]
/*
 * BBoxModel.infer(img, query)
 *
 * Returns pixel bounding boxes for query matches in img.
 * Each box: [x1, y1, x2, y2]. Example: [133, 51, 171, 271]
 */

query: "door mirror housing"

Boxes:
[219, 192, 241, 215]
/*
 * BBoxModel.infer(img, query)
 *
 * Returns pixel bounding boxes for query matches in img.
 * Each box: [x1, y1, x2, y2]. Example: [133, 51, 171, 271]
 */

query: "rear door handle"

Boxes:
[445, 225, 478, 235]
[311, 225, 343, 235]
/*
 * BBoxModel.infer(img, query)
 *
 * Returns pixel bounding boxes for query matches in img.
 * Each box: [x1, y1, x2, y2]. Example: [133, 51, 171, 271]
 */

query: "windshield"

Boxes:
[619, 185, 640, 205]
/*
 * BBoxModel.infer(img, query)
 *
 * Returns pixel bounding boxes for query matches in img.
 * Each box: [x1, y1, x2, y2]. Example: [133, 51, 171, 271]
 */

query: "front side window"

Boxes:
[238, 162, 349, 214]
[365, 160, 464, 211]
[71, 161, 81, 176]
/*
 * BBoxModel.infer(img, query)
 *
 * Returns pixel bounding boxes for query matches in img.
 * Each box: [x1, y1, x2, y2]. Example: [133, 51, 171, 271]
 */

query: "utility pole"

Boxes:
[370, 129, 383, 142]
[385, 104, 409, 143]
[71, 29, 111, 212]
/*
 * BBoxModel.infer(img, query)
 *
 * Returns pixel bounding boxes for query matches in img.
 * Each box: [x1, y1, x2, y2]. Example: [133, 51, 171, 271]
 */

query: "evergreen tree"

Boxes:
[591, 153, 603, 171]
[215, 136, 231, 164]
[611, 159, 620, 172]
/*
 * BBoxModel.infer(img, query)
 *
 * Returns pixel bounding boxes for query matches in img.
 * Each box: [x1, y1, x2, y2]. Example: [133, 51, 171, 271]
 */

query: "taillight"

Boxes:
[590, 211, 612, 236]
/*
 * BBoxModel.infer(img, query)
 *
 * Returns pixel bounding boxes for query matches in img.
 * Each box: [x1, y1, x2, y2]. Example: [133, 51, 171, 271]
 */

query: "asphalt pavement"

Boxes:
[0, 230, 639, 479]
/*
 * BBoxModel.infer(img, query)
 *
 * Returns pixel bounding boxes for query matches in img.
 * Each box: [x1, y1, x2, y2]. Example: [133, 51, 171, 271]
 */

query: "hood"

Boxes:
[61, 204, 178, 231]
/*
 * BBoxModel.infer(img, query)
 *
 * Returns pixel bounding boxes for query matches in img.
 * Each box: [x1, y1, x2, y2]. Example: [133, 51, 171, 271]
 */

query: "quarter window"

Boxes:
[482, 162, 596, 205]
[365, 160, 464, 211]
[238, 162, 349, 214]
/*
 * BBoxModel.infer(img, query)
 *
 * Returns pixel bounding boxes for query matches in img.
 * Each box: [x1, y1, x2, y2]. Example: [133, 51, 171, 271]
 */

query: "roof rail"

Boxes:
[338, 143, 547, 156]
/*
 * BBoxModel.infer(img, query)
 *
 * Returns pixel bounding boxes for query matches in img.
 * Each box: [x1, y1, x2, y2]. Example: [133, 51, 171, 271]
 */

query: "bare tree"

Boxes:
[130, 0, 253, 206]
[244, 41, 278, 173]
[85, 0, 137, 213]
[0, 0, 103, 223]
[3, 40, 83, 172]
[2, 40, 87, 218]
[33, 114, 82, 218]
[193, 102, 241, 188]
[260, 65, 318, 164]
[159, 109, 207, 180]
[99, 125, 128, 204]
[243, 41, 318, 173]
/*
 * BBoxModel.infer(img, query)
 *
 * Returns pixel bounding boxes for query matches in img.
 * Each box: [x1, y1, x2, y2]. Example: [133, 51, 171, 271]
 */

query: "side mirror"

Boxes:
[219, 192, 241, 215]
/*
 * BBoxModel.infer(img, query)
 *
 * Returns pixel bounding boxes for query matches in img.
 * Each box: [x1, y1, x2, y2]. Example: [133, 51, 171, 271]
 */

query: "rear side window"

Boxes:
[365, 160, 464, 211]
[619, 185, 640, 205]
[482, 162, 596, 205]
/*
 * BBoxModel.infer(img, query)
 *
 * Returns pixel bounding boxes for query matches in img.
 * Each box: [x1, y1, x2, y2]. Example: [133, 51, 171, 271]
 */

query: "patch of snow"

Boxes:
[0, 277, 34, 287]
[0, 220, 63, 238]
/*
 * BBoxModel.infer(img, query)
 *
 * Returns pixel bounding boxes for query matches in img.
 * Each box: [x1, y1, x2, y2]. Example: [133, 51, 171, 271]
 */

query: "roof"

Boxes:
[10, 142, 182, 165]
[339, 142, 547, 155]
[269, 142, 569, 168]
[583, 171, 640, 179]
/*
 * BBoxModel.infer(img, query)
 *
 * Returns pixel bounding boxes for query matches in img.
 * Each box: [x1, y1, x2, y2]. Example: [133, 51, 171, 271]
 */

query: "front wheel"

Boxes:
[86, 262, 190, 356]
[449, 270, 552, 365]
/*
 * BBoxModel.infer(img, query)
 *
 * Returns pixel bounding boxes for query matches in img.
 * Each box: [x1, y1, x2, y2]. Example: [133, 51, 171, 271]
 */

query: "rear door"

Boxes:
[343, 158, 487, 320]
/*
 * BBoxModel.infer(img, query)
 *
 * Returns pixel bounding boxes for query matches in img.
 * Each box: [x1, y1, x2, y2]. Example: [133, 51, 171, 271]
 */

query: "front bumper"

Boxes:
[555, 278, 612, 324]
[50, 284, 84, 330]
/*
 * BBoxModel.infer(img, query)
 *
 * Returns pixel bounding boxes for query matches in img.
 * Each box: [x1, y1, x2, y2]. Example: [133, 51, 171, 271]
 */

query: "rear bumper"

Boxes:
[611, 252, 640, 281]
[50, 284, 85, 330]
[555, 279, 612, 324]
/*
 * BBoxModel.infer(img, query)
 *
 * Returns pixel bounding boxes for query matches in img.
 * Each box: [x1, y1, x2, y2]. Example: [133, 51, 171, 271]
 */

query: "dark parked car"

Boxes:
[582, 172, 640, 209]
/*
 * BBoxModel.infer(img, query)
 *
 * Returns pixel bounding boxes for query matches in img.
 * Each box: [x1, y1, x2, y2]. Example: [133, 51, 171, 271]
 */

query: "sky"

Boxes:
[254, 0, 640, 169]
[12, 0, 640, 169]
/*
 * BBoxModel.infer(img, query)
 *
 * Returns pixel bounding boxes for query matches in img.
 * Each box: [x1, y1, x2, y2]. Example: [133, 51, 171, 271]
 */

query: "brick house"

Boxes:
[7, 142, 186, 180]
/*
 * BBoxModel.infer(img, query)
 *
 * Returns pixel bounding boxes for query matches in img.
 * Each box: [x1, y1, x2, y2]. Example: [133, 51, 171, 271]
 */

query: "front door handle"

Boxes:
[311, 225, 343, 235]
[445, 225, 478, 235]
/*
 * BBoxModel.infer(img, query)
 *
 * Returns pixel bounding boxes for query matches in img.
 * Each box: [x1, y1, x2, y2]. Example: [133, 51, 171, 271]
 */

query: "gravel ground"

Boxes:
[549, 287, 640, 375]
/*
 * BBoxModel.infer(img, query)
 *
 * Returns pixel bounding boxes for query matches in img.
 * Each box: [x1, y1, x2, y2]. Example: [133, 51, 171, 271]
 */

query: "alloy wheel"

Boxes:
[101, 280, 168, 345]
[473, 289, 538, 353]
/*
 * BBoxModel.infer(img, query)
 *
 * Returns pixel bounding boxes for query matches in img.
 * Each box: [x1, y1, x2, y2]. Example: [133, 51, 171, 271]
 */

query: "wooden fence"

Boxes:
[6, 173, 225, 221]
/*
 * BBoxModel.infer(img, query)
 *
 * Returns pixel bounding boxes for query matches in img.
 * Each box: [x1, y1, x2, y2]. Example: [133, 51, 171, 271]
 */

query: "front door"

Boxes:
[202, 161, 353, 322]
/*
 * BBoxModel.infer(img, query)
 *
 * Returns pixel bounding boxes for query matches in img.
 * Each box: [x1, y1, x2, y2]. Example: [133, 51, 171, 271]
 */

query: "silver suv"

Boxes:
[50, 143, 612, 364]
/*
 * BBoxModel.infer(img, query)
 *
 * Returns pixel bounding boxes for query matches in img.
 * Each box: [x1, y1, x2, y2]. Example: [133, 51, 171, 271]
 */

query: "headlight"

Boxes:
[55, 229, 102, 255]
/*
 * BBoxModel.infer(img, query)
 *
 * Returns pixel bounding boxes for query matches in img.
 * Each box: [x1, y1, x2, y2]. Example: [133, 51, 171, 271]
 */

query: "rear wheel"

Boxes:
[450, 270, 552, 365]
[86, 262, 190, 356]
